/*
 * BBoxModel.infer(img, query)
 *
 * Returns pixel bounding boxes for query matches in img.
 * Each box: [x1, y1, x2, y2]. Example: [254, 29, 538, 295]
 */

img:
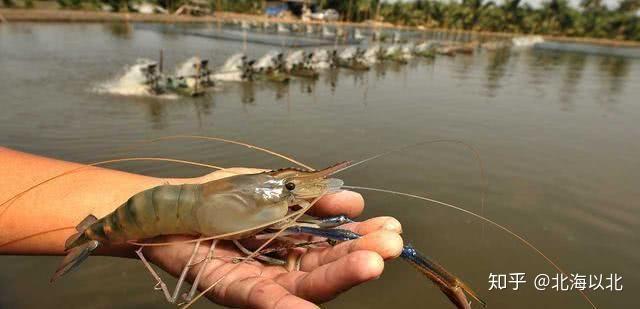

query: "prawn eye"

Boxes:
[285, 182, 296, 191]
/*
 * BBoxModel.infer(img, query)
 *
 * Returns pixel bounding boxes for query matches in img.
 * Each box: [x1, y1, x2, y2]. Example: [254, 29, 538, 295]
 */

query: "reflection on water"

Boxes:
[103, 22, 133, 39]
[598, 57, 630, 108]
[1, 23, 639, 309]
[526, 50, 565, 92]
[373, 62, 387, 79]
[240, 81, 256, 104]
[560, 53, 587, 111]
[485, 49, 511, 97]
[323, 68, 339, 93]
[145, 100, 167, 129]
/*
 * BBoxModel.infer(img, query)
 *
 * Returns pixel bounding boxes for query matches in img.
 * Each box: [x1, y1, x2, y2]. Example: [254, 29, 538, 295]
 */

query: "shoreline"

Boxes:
[2, 8, 640, 48]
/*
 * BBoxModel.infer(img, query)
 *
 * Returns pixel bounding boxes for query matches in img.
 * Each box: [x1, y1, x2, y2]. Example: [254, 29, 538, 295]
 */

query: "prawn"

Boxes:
[0, 136, 596, 308]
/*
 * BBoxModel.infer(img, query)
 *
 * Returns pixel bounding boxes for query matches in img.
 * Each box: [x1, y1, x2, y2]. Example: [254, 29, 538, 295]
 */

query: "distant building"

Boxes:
[265, 0, 318, 17]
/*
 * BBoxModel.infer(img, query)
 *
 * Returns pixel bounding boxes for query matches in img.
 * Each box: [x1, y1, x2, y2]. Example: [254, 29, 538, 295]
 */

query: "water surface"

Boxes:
[1, 23, 639, 308]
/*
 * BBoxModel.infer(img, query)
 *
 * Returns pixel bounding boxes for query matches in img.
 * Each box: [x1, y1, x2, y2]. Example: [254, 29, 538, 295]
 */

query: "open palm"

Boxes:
[144, 169, 404, 308]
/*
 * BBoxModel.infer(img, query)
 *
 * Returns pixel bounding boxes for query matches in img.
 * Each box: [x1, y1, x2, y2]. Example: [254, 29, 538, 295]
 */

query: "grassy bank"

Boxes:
[2, 8, 640, 48]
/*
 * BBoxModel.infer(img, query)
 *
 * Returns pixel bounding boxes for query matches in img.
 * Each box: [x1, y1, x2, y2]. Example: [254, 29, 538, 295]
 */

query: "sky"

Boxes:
[384, 0, 623, 10]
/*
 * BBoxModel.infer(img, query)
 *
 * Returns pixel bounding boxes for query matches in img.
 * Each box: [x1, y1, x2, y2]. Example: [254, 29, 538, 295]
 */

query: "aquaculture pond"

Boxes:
[1, 23, 639, 308]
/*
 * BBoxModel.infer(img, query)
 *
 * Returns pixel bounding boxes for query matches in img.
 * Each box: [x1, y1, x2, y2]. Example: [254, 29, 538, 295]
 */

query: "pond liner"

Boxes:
[136, 24, 361, 48]
[534, 41, 640, 59]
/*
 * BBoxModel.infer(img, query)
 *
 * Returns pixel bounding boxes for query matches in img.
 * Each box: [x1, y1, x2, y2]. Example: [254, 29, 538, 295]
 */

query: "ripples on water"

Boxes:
[0, 23, 638, 308]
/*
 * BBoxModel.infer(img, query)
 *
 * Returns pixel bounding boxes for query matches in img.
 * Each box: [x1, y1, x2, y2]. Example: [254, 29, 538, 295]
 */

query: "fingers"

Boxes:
[298, 216, 403, 271]
[298, 229, 403, 272]
[272, 217, 403, 303]
[308, 190, 364, 218]
[341, 216, 403, 234]
[275, 250, 385, 303]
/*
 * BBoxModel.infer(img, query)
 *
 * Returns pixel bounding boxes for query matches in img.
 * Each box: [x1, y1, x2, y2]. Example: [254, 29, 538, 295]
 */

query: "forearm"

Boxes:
[0, 147, 164, 255]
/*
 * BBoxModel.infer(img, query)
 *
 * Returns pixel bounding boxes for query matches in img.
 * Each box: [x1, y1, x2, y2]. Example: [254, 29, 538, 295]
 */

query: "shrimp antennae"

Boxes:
[1, 134, 319, 249]
[179, 140, 486, 307]
[1, 141, 593, 308]
[128, 163, 351, 246]
[0, 158, 224, 249]
[135, 135, 314, 170]
[2, 134, 318, 218]
[0, 226, 75, 248]
[342, 185, 597, 309]
[334, 139, 487, 225]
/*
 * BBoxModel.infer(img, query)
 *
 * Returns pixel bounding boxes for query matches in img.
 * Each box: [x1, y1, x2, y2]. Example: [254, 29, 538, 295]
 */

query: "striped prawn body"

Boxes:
[68, 173, 292, 249]
[53, 164, 346, 281]
[74, 183, 203, 246]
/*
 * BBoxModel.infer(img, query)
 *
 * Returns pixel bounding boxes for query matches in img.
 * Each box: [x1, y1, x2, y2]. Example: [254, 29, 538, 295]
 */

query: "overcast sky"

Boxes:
[384, 0, 622, 9]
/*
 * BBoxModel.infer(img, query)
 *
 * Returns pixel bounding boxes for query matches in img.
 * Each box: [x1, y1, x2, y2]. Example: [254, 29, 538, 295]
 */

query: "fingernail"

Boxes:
[383, 218, 402, 233]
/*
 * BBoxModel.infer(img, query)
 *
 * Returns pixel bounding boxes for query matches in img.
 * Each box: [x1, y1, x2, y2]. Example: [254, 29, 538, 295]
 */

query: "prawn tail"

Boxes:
[51, 215, 100, 283]
[401, 244, 486, 309]
[50, 240, 100, 283]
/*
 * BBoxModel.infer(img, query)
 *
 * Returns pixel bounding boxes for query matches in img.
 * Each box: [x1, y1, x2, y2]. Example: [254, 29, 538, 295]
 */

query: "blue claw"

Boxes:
[284, 224, 485, 309]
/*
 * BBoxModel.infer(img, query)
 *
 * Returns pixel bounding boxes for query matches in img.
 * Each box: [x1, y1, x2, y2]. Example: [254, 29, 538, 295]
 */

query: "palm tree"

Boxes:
[580, 0, 608, 37]
[539, 0, 576, 35]
[450, 0, 496, 30]
[501, 0, 525, 32]
[343, 0, 639, 40]
[618, 0, 640, 12]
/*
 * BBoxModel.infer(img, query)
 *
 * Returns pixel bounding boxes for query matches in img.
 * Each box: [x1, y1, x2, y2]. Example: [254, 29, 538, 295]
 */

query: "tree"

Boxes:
[618, 0, 640, 12]
[501, 0, 525, 32]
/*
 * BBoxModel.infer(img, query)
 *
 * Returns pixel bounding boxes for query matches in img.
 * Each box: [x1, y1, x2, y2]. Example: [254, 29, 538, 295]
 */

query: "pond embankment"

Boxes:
[2, 8, 640, 49]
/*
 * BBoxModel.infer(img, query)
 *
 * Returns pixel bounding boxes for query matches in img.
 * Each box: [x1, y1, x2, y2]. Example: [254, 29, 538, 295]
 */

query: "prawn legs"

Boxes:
[135, 215, 484, 309]
[136, 240, 219, 304]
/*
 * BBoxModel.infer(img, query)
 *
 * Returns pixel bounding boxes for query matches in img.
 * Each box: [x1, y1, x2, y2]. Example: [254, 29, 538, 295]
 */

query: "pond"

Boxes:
[0, 23, 638, 308]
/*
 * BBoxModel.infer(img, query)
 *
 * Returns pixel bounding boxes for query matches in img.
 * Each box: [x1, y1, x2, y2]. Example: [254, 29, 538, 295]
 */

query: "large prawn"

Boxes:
[0, 136, 596, 309]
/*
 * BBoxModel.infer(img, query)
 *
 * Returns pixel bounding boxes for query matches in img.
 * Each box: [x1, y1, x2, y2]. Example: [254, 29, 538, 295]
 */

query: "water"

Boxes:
[1, 23, 639, 308]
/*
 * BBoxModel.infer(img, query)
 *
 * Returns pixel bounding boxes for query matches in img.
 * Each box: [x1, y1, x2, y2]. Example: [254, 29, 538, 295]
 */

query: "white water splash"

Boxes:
[211, 71, 245, 82]
[211, 53, 247, 81]
[175, 56, 201, 77]
[254, 50, 281, 71]
[309, 49, 333, 70]
[277, 23, 290, 33]
[285, 50, 306, 70]
[354, 28, 364, 41]
[220, 53, 245, 71]
[363, 45, 381, 65]
[512, 35, 544, 48]
[339, 46, 358, 60]
[415, 41, 435, 53]
[393, 31, 401, 43]
[384, 45, 400, 57]
[401, 43, 415, 59]
[93, 59, 175, 99]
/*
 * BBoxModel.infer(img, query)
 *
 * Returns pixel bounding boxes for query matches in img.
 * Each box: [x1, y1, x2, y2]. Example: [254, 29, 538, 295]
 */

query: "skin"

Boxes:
[0, 147, 404, 308]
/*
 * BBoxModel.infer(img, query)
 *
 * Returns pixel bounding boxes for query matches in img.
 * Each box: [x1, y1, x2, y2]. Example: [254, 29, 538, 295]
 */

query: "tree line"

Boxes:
[374, 0, 640, 41]
[331, 0, 640, 41]
[2, 0, 638, 41]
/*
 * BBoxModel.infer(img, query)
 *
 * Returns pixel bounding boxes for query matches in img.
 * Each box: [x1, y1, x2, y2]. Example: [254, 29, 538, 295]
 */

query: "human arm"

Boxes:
[0, 147, 403, 308]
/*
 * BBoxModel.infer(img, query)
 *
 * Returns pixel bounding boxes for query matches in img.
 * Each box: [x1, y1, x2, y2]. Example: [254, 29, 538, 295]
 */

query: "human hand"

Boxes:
[145, 168, 404, 308]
